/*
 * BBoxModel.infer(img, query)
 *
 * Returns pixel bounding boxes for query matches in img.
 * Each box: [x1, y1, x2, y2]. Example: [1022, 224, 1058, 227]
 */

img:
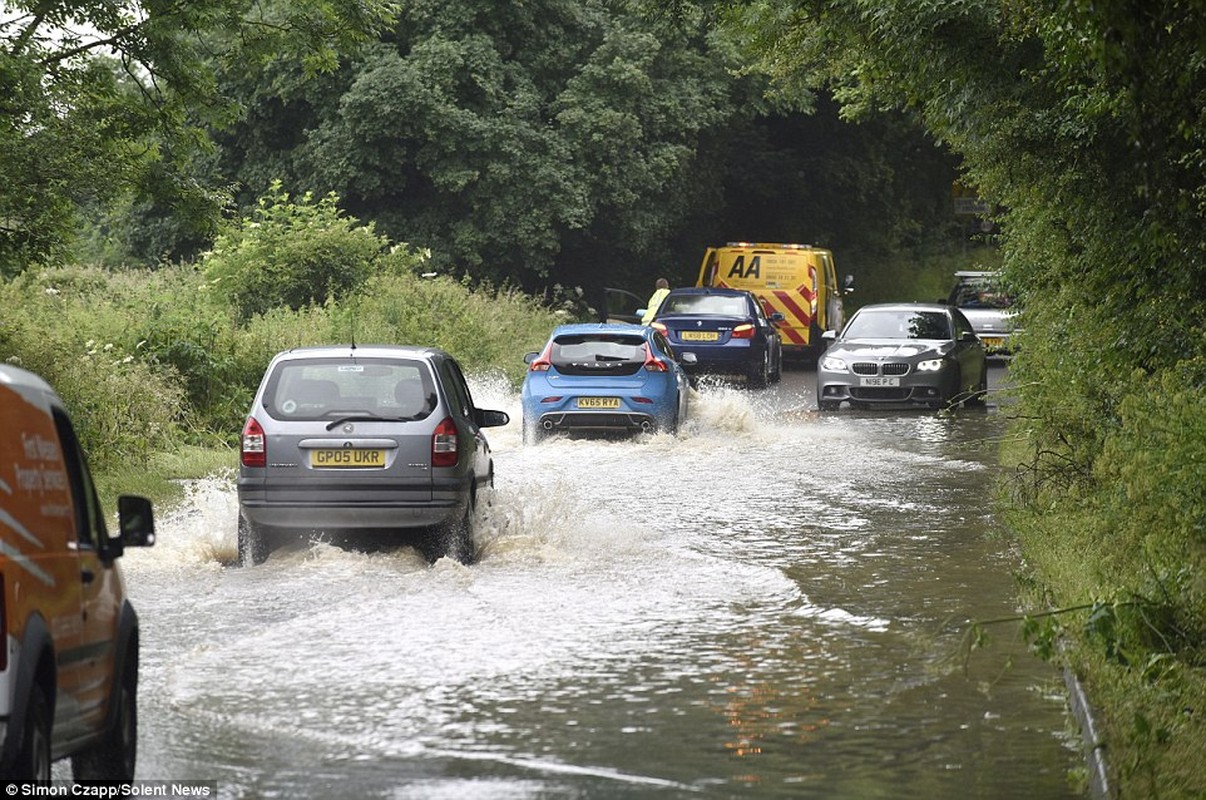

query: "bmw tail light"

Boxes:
[732, 323, 756, 339]
[241, 418, 266, 468]
[432, 417, 459, 467]
[643, 344, 669, 372]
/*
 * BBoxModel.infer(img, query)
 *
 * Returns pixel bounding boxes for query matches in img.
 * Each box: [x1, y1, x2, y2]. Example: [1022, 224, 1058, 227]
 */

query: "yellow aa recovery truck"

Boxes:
[697, 242, 852, 360]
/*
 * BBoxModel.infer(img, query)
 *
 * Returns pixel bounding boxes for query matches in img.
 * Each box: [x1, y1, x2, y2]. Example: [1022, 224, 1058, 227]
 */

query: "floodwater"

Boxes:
[109, 368, 1081, 798]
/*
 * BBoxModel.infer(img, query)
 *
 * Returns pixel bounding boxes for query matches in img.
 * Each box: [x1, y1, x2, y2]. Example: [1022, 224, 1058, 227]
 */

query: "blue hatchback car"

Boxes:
[649, 287, 783, 387]
[521, 323, 692, 443]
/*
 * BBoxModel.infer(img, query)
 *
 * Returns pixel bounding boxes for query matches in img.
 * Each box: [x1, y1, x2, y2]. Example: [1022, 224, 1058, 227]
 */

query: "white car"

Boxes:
[946, 271, 1019, 357]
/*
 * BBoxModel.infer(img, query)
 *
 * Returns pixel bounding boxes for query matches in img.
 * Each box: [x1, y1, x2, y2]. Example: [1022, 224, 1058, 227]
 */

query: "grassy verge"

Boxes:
[1009, 504, 1206, 798]
[1000, 399, 1206, 798]
[94, 444, 234, 513]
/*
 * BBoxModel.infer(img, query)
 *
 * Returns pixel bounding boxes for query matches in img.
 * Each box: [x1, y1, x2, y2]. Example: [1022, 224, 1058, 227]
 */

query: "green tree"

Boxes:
[714, 0, 1205, 791]
[202, 183, 400, 321]
[209, 0, 740, 288]
[208, 0, 967, 298]
[0, 0, 397, 275]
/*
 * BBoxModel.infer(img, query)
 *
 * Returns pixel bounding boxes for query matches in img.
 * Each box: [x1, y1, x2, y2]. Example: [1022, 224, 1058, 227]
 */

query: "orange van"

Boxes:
[0, 365, 155, 781]
[697, 242, 852, 360]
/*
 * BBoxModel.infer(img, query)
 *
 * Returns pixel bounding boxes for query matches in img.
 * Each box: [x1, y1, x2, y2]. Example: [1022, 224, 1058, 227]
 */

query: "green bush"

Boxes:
[0, 270, 184, 469]
[1, 197, 569, 464]
[229, 271, 562, 395]
[202, 183, 401, 321]
[1005, 332, 1206, 795]
[1094, 363, 1206, 653]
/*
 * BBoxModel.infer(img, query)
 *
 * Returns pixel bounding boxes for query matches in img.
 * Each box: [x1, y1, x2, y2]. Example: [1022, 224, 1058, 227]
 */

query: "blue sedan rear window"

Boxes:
[551, 335, 646, 376]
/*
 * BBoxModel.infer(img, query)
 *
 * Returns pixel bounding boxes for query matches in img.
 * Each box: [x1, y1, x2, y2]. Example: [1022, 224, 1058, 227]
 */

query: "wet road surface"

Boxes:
[111, 365, 1080, 798]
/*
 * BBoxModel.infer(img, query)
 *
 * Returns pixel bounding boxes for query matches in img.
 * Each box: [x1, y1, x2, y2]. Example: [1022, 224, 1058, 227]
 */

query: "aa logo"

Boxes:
[726, 255, 761, 279]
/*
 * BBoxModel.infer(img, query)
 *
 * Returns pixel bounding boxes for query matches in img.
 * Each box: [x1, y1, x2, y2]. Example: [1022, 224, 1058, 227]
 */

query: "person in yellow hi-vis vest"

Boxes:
[641, 278, 670, 325]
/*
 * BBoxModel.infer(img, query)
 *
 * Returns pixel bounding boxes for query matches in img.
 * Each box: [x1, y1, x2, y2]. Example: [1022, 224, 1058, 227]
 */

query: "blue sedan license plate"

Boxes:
[577, 397, 621, 409]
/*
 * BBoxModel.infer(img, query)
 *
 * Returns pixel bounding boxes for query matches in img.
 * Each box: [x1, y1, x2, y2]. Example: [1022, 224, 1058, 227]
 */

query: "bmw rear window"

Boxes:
[264, 358, 437, 420]
[660, 295, 748, 316]
[550, 334, 647, 376]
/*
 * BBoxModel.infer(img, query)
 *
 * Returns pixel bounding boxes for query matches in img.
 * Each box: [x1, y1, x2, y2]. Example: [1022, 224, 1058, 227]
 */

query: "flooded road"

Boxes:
[114, 367, 1080, 798]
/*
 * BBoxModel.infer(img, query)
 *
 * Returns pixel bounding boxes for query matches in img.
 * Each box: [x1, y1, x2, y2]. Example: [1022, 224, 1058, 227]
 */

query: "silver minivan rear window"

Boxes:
[264, 358, 436, 420]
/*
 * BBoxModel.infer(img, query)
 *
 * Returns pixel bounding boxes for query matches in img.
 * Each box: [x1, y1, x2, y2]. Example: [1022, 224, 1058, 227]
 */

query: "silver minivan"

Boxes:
[236, 345, 509, 565]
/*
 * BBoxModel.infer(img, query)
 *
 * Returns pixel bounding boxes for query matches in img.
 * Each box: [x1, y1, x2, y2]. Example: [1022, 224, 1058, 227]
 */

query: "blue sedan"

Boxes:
[650, 287, 783, 387]
[521, 323, 692, 443]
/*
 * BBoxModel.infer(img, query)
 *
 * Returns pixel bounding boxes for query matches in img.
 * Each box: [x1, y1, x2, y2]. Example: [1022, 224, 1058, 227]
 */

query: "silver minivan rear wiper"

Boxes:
[324, 414, 419, 430]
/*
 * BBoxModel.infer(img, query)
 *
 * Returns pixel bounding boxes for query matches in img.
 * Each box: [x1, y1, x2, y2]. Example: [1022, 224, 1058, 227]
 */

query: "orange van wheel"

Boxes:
[13, 684, 51, 781]
[72, 644, 138, 781]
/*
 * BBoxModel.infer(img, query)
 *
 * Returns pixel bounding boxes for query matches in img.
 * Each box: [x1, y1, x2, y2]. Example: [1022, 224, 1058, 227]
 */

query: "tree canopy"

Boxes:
[0, 0, 396, 275]
[717, 0, 1205, 792]
[209, 0, 739, 286]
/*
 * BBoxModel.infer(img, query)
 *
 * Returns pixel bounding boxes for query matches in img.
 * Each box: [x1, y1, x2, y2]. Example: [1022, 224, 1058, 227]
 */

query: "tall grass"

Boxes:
[1, 262, 565, 495]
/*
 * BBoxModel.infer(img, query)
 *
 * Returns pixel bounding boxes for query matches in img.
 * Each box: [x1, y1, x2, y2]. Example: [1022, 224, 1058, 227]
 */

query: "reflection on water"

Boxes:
[118, 369, 1078, 798]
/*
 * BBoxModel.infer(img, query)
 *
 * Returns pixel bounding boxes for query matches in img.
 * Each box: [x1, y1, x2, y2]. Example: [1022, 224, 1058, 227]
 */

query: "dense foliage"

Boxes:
[716, 0, 1205, 792]
[203, 183, 398, 320]
[0, 0, 396, 275]
[0, 189, 563, 461]
[3, 2, 967, 290]
[5, 0, 1201, 791]
[213, 2, 731, 285]
[122, 0, 961, 291]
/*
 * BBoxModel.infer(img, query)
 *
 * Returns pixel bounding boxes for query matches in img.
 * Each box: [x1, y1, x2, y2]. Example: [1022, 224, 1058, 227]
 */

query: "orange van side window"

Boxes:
[51, 409, 107, 549]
